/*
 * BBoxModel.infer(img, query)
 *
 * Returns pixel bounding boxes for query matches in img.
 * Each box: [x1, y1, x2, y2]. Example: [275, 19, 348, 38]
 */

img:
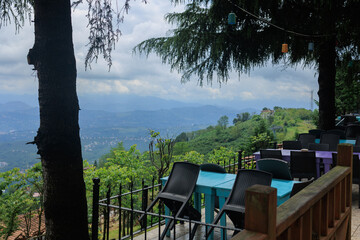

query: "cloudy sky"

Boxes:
[0, 1, 319, 110]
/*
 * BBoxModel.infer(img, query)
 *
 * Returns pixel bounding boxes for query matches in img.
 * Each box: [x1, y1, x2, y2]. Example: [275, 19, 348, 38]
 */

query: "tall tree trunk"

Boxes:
[317, 38, 336, 130]
[27, 0, 89, 239]
[317, 1, 337, 131]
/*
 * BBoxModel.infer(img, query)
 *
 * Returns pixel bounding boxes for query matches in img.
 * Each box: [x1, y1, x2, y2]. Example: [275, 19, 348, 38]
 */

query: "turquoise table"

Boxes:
[162, 171, 296, 239]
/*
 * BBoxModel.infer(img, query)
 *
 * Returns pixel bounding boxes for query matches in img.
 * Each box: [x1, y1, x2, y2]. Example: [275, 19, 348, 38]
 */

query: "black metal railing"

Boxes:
[91, 151, 257, 240]
[92, 178, 243, 240]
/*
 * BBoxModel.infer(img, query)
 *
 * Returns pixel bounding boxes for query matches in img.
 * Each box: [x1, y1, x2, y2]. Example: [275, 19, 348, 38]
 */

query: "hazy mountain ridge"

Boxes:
[0, 101, 36, 111]
[0, 100, 257, 171]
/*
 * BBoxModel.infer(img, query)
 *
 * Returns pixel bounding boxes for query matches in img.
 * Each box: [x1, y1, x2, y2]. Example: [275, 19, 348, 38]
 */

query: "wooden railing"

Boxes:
[233, 144, 353, 240]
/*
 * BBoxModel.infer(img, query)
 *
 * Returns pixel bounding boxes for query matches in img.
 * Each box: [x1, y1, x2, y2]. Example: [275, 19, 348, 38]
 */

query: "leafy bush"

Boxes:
[173, 151, 205, 165]
[207, 147, 235, 165]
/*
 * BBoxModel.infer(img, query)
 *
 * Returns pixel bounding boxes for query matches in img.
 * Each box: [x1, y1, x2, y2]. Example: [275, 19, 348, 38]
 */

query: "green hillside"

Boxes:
[173, 107, 317, 155]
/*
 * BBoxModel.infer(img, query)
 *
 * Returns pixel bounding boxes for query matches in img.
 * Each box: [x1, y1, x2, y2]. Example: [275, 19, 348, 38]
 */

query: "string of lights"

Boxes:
[226, 0, 335, 38]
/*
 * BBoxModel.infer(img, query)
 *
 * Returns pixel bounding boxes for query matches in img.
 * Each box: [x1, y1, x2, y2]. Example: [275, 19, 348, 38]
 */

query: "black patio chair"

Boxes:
[290, 178, 314, 197]
[309, 129, 325, 138]
[332, 153, 360, 207]
[342, 115, 358, 126]
[308, 143, 328, 175]
[298, 133, 316, 149]
[345, 124, 360, 139]
[282, 140, 302, 150]
[205, 169, 272, 238]
[260, 149, 282, 159]
[308, 143, 329, 151]
[290, 151, 317, 180]
[200, 163, 226, 173]
[200, 163, 226, 211]
[354, 154, 360, 208]
[139, 162, 201, 239]
[320, 133, 340, 151]
[257, 158, 292, 180]
[354, 145, 360, 153]
[326, 129, 346, 139]
[356, 135, 360, 146]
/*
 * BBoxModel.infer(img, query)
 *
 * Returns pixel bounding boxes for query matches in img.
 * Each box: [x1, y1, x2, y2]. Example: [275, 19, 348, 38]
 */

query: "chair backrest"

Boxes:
[354, 154, 360, 183]
[342, 115, 358, 125]
[260, 149, 282, 159]
[332, 153, 359, 182]
[282, 140, 302, 150]
[308, 129, 325, 138]
[226, 169, 272, 207]
[290, 151, 317, 179]
[257, 158, 292, 180]
[326, 129, 346, 139]
[354, 145, 360, 153]
[162, 162, 200, 198]
[200, 163, 226, 173]
[331, 152, 337, 167]
[356, 135, 360, 146]
[320, 133, 340, 151]
[308, 143, 329, 151]
[345, 124, 360, 139]
[298, 133, 316, 149]
[290, 178, 314, 197]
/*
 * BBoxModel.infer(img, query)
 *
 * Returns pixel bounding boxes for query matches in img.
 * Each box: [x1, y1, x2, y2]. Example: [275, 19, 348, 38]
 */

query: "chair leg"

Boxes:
[205, 209, 225, 239]
[189, 223, 199, 240]
[160, 218, 175, 240]
[138, 197, 159, 227]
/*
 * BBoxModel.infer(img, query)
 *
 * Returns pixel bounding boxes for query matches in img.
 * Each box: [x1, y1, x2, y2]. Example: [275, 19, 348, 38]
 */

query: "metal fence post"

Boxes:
[105, 187, 111, 240]
[92, 178, 100, 240]
[237, 150, 243, 170]
[130, 181, 134, 240]
[141, 179, 148, 230]
[118, 184, 122, 240]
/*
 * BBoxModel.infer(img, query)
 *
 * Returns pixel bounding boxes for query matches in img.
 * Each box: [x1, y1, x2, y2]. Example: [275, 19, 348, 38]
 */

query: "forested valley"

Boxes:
[0, 107, 317, 239]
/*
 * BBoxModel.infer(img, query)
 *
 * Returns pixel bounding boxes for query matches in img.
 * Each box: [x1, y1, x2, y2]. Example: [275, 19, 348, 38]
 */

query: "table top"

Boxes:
[161, 171, 236, 194]
[162, 170, 295, 199]
[194, 171, 236, 187]
[215, 178, 296, 199]
[161, 170, 236, 186]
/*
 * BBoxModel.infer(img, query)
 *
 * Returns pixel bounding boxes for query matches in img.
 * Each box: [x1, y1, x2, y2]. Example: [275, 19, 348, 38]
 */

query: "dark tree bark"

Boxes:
[317, 38, 336, 130]
[27, 0, 89, 239]
[317, 2, 337, 131]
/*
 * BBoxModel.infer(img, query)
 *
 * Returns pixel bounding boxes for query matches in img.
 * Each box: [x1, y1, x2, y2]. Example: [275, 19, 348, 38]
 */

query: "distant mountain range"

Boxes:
[0, 99, 258, 171]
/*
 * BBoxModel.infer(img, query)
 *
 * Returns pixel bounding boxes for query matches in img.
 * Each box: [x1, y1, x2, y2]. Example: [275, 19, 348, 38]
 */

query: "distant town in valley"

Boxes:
[0, 99, 254, 172]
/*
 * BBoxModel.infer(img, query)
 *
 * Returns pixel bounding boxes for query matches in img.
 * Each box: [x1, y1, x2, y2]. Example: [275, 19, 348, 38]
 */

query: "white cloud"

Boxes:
[240, 91, 256, 100]
[0, 1, 319, 109]
[114, 80, 130, 93]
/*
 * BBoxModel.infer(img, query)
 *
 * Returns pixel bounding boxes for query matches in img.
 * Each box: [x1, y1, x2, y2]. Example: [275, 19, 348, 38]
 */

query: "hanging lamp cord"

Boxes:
[226, 0, 335, 38]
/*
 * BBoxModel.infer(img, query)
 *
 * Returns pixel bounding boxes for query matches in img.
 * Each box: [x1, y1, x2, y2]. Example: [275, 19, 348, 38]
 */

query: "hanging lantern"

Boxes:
[228, 12, 236, 25]
[281, 43, 288, 53]
[308, 42, 314, 51]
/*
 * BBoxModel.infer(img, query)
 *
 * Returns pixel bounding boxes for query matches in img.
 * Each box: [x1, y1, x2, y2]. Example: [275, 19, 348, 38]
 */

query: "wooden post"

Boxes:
[336, 144, 352, 240]
[244, 185, 277, 240]
[337, 144, 353, 168]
